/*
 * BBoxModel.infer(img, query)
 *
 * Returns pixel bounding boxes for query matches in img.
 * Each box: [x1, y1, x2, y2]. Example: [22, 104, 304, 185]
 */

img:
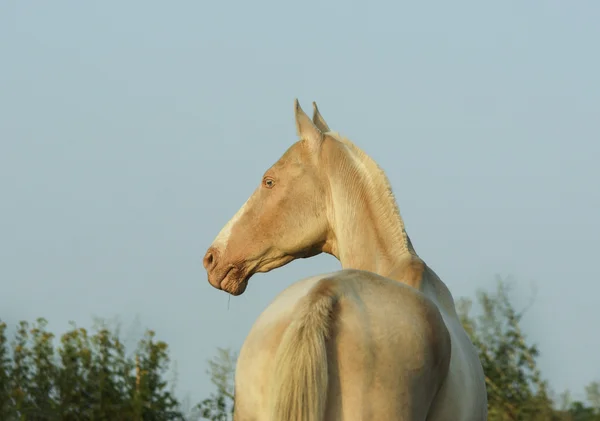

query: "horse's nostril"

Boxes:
[203, 250, 215, 270]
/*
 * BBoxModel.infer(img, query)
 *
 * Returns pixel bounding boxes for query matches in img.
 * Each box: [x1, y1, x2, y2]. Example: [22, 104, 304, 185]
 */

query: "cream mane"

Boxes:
[324, 131, 416, 256]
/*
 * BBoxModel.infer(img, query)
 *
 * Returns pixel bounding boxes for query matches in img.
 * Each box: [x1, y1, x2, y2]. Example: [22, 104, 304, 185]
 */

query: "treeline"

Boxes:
[0, 319, 187, 420]
[1, 277, 599, 420]
[456, 280, 599, 421]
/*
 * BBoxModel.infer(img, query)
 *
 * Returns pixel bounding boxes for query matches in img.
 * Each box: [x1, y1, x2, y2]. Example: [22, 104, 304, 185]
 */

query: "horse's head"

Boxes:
[203, 100, 336, 295]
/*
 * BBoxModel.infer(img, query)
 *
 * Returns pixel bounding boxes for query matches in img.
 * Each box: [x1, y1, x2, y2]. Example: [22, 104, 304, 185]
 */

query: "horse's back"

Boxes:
[234, 269, 451, 421]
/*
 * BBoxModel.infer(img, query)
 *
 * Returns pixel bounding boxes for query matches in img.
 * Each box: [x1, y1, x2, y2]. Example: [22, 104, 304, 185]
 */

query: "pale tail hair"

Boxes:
[268, 279, 339, 421]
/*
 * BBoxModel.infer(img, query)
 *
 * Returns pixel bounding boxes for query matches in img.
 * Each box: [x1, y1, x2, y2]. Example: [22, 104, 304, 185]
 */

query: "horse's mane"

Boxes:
[324, 131, 415, 255]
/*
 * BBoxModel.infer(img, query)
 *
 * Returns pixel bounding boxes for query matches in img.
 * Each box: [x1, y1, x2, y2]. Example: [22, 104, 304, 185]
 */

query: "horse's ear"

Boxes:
[312, 101, 331, 133]
[294, 99, 323, 150]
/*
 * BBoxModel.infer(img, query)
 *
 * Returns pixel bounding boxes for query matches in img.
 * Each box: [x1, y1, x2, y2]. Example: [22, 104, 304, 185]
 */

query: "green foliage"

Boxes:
[585, 382, 600, 414]
[554, 386, 600, 421]
[0, 321, 12, 419]
[0, 317, 185, 420]
[133, 330, 183, 420]
[457, 276, 599, 421]
[457, 278, 551, 420]
[195, 348, 236, 421]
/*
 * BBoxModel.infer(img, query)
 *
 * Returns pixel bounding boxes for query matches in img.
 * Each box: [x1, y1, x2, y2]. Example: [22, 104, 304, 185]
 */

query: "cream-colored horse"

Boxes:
[203, 100, 487, 421]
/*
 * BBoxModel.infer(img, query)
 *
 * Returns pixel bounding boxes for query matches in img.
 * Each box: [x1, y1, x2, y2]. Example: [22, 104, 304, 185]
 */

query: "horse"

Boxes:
[203, 99, 487, 421]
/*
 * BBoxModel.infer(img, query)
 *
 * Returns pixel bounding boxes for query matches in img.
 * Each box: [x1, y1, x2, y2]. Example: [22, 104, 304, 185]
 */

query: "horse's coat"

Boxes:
[203, 100, 487, 421]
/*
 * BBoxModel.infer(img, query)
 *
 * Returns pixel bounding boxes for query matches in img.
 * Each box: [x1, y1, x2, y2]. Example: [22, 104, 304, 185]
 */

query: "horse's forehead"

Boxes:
[272, 141, 307, 169]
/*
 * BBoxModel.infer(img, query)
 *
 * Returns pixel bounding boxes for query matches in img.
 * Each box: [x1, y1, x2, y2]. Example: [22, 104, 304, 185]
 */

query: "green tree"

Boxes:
[133, 330, 184, 421]
[558, 382, 600, 421]
[55, 324, 91, 420]
[196, 348, 236, 421]
[29, 318, 58, 420]
[586, 382, 600, 415]
[457, 277, 555, 420]
[0, 317, 188, 420]
[10, 321, 34, 419]
[568, 401, 598, 421]
[0, 321, 13, 420]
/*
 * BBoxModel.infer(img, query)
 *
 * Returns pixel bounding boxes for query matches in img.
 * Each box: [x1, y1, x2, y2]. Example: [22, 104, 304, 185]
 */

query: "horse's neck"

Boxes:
[324, 147, 458, 318]
[326, 188, 411, 280]
[322, 139, 460, 318]
[324, 140, 414, 275]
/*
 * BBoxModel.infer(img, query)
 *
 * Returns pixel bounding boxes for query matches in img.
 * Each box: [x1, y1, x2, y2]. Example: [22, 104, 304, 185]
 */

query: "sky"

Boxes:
[1, 0, 599, 407]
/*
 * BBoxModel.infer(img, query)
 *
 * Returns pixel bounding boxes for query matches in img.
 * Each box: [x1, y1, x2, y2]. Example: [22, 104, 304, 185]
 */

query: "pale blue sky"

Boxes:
[1, 0, 599, 406]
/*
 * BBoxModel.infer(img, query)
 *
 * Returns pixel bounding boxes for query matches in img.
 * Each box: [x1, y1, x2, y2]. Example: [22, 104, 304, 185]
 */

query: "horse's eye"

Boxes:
[263, 178, 275, 189]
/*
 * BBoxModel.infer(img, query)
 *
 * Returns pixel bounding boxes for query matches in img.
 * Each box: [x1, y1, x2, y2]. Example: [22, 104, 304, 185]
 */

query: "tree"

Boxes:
[10, 320, 34, 419]
[558, 382, 600, 421]
[0, 321, 12, 419]
[586, 382, 600, 415]
[29, 318, 58, 419]
[0, 317, 187, 420]
[133, 330, 184, 420]
[195, 348, 236, 421]
[457, 277, 555, 420]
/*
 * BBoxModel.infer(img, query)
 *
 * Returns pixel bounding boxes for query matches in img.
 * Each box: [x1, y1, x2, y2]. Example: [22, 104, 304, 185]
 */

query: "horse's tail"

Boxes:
[268, 278, 339, 421]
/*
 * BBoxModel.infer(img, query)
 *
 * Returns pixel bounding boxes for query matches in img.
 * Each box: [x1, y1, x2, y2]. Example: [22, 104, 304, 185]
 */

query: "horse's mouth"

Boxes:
[219, 266, 250, 296]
